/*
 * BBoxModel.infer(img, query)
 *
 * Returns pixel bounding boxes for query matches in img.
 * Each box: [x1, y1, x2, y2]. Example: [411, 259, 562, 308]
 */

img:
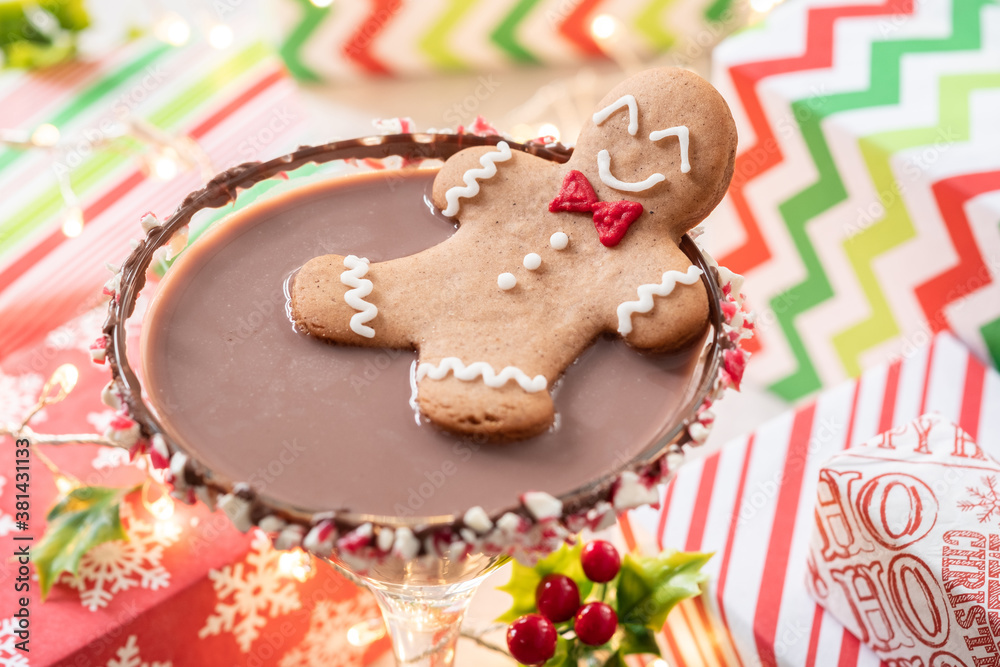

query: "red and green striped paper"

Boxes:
[704, 0, 1000, 400]
[0, 35, 308, 363]
[270, 0, 743, 81]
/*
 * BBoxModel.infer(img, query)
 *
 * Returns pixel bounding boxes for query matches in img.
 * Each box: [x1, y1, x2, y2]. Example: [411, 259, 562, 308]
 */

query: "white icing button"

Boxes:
[549, 232, 569, 250]
[498, 272, 517, 290]
[523, 253, 542, 270]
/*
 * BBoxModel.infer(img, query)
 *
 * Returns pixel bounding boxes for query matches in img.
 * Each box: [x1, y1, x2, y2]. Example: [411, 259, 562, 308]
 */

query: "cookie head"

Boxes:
[570, 67, 738, 239]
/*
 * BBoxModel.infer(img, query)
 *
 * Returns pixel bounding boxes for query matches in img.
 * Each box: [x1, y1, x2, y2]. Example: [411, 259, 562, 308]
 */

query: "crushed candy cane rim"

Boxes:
[101, 130, 750, 566]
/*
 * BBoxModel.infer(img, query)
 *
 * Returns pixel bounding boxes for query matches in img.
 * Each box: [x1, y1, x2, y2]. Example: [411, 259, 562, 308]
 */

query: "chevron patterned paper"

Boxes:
[704, 0, 1000, 401]
[269, 0, 743, 80]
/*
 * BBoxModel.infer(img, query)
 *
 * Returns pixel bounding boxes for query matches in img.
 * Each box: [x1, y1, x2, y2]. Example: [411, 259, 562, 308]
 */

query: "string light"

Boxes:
[650, 660, 671, 667]
[151, 150, 181, 180]
[155, 13, 191, 46]
[54, 475, 77, 495]
[590, 14, 618, 42]
[208, 24, 233, 50]
[61, 207, 84, 238]
[42, 364, 80, 405]
[278, 548, 314, 582]
[347, 617, 386, 647]
[310, 0, 334, 7]
[537, 123, 560, 142]
[31, 123, 60, 148]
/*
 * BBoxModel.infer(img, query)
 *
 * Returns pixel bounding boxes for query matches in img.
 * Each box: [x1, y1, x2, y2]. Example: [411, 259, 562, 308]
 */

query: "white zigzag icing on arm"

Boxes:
[617, 266, 704, 335]
[340, 255, 377, 338]
[416, 357, 547, 393]
[442, 141, 513, 217]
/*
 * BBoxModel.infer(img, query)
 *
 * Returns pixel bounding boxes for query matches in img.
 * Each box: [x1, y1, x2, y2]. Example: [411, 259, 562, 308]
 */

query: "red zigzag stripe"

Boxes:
[914, 169, 1000, 333]
[343, 0, 403, 75]
[558, 0, 605, 57]
[718, 0, 914, 276]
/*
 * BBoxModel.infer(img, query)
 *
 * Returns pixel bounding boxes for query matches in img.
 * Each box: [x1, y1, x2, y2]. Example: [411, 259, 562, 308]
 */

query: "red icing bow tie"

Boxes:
[548, 170, 644, 247]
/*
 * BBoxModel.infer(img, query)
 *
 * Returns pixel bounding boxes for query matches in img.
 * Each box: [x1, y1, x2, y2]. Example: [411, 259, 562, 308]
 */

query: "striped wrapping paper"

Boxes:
[622, 331, 1000, 665]
[703, 0, 1000, 401]
[269, 0, 744, 81]
[0, 33, 308, 367]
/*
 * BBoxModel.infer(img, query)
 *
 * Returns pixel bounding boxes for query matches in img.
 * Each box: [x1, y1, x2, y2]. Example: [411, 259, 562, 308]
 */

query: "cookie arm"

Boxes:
[615, 266, 710, 352]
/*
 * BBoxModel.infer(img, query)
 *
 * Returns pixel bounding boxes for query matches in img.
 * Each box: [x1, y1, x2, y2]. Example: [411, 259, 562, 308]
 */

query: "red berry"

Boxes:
[507, 614, 557, 665]
[581, 540, 621, 583]
[574, 602, 618, 646]
[535, 573, 580, 622]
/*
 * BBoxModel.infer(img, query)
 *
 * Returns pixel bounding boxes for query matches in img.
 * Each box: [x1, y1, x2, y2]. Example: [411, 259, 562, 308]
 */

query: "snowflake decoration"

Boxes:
[279, 597, 380, 667]
[0, 370, 46, 426]
[106, 635, 171, 667]
[0, 618, 29, 667]
[958, 476, 1000, 524]
[59, 504, 181, 611]
[199, 531, 302, 652]
[45, 306, 107, 354]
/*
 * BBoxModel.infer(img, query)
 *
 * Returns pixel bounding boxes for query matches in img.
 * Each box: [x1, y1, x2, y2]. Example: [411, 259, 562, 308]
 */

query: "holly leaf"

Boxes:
[497, 543, 594, 622]
[32, 485, 135, 599]
[601, 650, 629, 667]
[615, 550, 712, 631]
[619, 623, 662, 657]
[543, 636, 574, 667]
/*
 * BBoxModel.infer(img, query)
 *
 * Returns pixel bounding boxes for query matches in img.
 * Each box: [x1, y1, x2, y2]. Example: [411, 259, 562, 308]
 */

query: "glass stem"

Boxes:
[366, 575, 487, 666]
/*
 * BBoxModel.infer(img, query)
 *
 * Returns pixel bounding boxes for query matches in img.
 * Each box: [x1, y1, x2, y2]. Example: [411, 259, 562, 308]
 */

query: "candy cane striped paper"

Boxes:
[624, 331, 1000, 666]
[0, 34, 308, 365]
[704, 0, 1000, 400]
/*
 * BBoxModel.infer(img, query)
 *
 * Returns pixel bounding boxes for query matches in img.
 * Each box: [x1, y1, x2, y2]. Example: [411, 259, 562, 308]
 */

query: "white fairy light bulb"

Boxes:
[277, 548, 313, 582]
[156, 13, 191, 46]
[347, 618, 387, 647]
[61, 207, 84, 238]
[31, 123, 60, 147]
[208, 24, 233, 50]
[149, 495, 175, 521]
[152, 152, 180, 180]
[310, 0, 334, 6]
[590, 14, 618, 41]
[537, 123, 560, 141]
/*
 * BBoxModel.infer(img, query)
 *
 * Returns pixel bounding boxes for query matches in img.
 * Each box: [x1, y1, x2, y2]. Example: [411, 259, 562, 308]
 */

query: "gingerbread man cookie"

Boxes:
[291, 68, 737, 440]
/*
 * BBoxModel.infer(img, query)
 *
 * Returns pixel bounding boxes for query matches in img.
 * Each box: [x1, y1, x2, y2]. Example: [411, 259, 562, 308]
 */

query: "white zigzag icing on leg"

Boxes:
[617, 266, 704, 336]
[442, 141, 513, 217]
[340, 255, 377, 338]
[416, 357, 547, 393]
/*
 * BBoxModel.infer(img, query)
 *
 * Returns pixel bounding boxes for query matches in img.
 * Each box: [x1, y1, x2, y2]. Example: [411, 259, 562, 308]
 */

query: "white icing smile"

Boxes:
[417, 357, 547, 393]
[597, 150, 665, 192]
[340, 255, 377, 338]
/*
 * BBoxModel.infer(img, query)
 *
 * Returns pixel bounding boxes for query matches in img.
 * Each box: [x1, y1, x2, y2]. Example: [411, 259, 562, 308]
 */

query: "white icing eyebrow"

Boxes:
[592, 95, 639, 136]
[648, 125, 691, 174]
[597, 149, 665, 192]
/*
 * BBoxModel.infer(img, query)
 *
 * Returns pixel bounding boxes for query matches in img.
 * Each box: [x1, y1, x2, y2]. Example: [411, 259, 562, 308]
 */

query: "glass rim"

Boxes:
[104, 132, 726, 533]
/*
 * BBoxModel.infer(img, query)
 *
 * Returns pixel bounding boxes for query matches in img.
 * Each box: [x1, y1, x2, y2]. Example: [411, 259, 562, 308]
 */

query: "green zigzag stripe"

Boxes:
[278, 0, 332, 82]
[769, 0, 994, 400]
[635, 0, 679, 50]
[705, 0, 735, 23]
[491, 0, 541, 64]
[835, 71, 1000, 375]
[983, 314, 1000, 367]
[420, 0, 476, 71]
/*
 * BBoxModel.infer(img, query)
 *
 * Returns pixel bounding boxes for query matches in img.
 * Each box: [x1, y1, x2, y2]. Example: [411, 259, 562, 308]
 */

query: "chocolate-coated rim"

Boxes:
[104, 132, 726, 533]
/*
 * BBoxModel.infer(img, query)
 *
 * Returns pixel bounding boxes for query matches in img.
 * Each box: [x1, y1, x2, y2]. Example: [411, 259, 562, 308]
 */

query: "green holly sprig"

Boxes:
[498, 541, 711, 666]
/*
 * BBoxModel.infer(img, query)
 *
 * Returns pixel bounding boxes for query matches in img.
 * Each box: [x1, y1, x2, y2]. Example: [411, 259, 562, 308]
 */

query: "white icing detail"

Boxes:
[497, 272, 517, 290]
[523, 253, 541, 270]
[417, 357, 547, 393]
[613, 471, 659, 511]
[597, 149, 665, 192]
[592, 95, 639, 135]
[464, 506, 493, 533]
[522, 491, 563, 520]
[442, 141, 513, 216]
[648, 125, 691, 174]
[616, 266, 704, 335]
[393, 527, 420, 559]
[549, 232, 569, 250]
[497, 512, 524, 534]
[340, 255, 377, 338]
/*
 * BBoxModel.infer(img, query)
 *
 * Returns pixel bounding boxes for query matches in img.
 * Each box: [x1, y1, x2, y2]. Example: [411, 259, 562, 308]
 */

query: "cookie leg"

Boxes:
[415, 369, 555, 441]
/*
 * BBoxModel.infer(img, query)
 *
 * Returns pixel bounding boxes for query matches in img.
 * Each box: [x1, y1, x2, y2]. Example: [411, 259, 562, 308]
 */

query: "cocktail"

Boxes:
[101, 68, 749, 665]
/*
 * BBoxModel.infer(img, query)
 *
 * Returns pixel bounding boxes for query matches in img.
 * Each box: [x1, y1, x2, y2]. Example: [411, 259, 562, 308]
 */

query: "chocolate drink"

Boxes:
[142, 168, 705, 520]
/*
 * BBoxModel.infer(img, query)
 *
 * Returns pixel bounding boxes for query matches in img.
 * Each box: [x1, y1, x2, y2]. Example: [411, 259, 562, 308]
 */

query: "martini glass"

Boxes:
[103, 134, 728, 666]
